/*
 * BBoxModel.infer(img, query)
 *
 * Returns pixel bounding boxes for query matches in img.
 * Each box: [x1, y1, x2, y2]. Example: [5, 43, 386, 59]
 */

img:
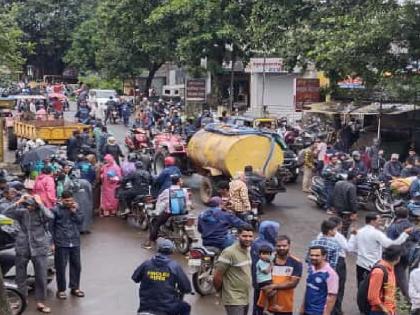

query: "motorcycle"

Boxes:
[111, 110, 119, 124]
[283, 149, 300, 183]
[308, 174, 391, 213]
[124, 128, 151, 153]
[356, 176, 392, 213]
[4, 279, 27, 315]
[128, 194, 154, 231]
[189, 246, 220, 296]
[148, 196, 197, 255]
[307, 175, 329, 208]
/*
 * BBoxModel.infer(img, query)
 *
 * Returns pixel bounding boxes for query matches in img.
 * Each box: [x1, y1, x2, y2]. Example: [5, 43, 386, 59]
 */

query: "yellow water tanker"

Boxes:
[187, 127, 284, 178]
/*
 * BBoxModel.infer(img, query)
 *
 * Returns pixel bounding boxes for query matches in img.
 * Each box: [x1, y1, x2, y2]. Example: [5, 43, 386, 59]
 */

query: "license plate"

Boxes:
[188, 259, 201, 267]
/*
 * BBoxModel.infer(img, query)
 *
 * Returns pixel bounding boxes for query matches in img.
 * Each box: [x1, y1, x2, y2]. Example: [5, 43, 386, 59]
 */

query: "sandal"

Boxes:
[56, 291, 67, 299]
[70, 289, 85, 298]
[37, 304, 51, 313]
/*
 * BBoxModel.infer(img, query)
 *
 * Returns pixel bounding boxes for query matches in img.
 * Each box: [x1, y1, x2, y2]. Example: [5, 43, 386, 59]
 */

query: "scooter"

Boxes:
[307, 175, 328, 208]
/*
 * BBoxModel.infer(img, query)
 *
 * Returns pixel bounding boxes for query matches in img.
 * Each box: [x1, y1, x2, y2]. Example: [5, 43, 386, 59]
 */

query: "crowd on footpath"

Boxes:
[2, 90, 420, 315]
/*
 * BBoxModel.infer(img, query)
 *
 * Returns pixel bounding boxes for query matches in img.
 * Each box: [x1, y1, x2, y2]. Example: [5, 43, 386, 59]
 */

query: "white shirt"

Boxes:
[348, 224, 409, 270]
[410, 268, 420, 310]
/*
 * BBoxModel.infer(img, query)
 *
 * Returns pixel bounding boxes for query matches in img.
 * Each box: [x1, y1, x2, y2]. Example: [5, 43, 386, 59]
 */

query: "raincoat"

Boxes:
[100, 154, 121, 215]
[33, 173, 57, 209]
[72, 178, 93, 232]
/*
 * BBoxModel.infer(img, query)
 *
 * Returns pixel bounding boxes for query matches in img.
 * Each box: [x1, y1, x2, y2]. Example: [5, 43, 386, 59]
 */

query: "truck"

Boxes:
[187, 123, 288, 204]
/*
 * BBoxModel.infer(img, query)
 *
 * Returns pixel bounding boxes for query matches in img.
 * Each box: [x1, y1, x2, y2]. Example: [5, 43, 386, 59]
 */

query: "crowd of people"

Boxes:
[2, 90, 420, 315]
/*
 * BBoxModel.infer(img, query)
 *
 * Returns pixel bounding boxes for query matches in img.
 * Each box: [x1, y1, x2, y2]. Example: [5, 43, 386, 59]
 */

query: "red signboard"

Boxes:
[186, 79, 206, 101]
[294, 78, 321, 112]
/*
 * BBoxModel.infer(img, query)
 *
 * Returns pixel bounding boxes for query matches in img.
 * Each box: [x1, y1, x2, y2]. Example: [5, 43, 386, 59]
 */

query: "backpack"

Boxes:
[357, 264, 388, 314]
[169, 189, 187, 215]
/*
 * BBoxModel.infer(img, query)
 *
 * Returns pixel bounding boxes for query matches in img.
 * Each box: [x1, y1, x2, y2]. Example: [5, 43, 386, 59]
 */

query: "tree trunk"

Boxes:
[0, 269, 12, 315]
[145, 63, 163, 97]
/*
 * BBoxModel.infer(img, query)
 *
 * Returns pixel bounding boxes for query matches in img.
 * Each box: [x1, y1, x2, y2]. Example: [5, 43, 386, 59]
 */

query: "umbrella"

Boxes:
[21, 145, 59, 165]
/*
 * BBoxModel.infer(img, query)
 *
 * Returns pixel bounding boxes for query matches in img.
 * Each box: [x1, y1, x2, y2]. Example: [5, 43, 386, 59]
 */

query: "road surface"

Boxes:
[24, 110, 360, 315]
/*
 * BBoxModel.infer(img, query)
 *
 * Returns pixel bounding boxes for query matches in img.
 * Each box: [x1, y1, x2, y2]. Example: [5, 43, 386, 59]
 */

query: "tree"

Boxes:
[0, 4, 28, 71]
[149, 0, 253, 100]
[64, 16, 100, 72]
[249, 0, 407, 91]
[73, 0, 180, 94]
[15, 0, 96, 76]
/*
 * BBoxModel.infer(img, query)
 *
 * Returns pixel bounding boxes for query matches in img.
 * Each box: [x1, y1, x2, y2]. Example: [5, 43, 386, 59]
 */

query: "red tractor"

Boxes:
[124, 128, 152, 153]
[153, 133, 191, 175]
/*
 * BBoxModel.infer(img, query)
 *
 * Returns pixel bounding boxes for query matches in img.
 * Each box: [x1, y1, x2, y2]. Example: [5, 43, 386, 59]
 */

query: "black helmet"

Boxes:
[134, 161, 144, 169]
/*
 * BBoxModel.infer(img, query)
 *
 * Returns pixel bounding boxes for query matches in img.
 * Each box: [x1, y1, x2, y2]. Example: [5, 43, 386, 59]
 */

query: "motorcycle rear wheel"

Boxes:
[174, 229, 191, 255]
[6, 287, 27, 315]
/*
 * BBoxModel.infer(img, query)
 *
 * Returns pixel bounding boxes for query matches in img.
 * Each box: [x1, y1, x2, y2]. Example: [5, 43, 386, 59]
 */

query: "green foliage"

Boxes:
[0, 4, 30, 70]
[248, 0, 417, 91]
[16, 0, 97, 74]
[64, 18, 99, 71]
[149, 0, 252, 75]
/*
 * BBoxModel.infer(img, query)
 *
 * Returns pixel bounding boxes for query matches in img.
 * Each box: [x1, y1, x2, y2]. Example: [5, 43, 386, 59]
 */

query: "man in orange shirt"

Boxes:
[368, 245, 402, 315]
[257, 235, 303, 315]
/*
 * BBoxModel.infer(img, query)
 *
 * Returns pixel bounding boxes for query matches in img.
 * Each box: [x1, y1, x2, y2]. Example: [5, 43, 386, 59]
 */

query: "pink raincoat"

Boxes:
[100, 154, 122, 215]
[33, 173, 57, 208]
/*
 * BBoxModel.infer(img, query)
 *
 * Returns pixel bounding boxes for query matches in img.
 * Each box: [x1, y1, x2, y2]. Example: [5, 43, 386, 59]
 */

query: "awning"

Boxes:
[304, 102, 418, 115]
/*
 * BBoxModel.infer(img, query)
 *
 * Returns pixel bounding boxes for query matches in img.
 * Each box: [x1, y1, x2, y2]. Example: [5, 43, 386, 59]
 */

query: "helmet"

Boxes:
[134, 161, 144, 169]
[164, 156, 176, 166]
[352, 150, 361, 159]
[128, 152, 137, 162]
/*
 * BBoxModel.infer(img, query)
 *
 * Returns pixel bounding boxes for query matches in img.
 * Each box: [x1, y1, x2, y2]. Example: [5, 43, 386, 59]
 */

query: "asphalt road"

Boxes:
[24, 110, 361, 315]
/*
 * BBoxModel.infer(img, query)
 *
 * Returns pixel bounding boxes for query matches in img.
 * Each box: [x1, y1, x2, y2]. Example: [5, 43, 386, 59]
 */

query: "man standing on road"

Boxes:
[132, 238, 192, 315]
[348, 212, 412, 286]
[214, 227, 254, 315]
[332, 170, 358, 237]
[302, 144, 317, 193]
[257, 235, 303, 315]
[4, 194, 54, 313]
[309, 220, 341, 270]
[51, 191, 85, 300]
[300, 246, 338, 315]
[367, 245, 402, 315]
